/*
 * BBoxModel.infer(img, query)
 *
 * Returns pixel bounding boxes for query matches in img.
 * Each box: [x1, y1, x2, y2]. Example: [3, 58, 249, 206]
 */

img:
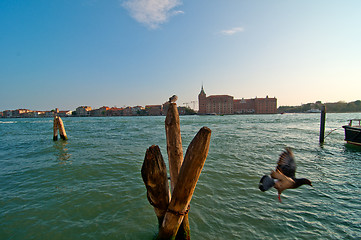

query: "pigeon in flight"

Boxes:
[259, 148, 312, 202]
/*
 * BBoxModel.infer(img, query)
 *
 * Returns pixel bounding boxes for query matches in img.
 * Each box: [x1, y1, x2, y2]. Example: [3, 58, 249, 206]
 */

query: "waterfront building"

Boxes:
[58, 110, 72, 117]
[76, 106, 92, 117]
[132, 106, 145, 115]
[123, 107, 133, 116]
[206, 95, 234, 115]
[3, 110, 12, 118]
[44, 111, 54, 118]
[12, 109, 31, 117]
[198, 86, 207, 114]
[106, 107, 123, 116]
[90, 106, 109, 117]
[198, 86, 277, 115]
[145, 105, 162, 116]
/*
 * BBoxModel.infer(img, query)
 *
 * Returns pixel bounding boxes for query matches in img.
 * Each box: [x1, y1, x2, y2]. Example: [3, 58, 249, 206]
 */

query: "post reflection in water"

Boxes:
[53, 141, 72, 164]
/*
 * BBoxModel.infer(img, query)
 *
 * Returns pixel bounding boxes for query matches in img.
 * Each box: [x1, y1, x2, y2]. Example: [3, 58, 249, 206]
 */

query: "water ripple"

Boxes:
[1, 114, 361, 239]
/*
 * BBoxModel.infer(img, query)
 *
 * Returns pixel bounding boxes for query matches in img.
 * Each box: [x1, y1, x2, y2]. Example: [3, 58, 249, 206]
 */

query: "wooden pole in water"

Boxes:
[319, 105, 326, 144]
[165, 103, 183, 193]
[57, 116, 68, 140]
[158, 127, 211, 240]
[165, 103, 190, 240]
[141, 145, 170, 227]
[53, 115, 58, 141]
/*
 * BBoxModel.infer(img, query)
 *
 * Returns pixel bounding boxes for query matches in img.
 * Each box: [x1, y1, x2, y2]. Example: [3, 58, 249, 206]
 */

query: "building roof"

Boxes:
[207, 95, 233, 99]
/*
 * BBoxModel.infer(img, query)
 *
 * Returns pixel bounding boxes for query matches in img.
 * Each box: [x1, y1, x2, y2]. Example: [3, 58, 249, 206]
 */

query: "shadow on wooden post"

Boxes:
[165, 103, 190, 240]
[141, 145, 170, 227]
[53, 115, 58, 141]
[158, 127, 211, 239]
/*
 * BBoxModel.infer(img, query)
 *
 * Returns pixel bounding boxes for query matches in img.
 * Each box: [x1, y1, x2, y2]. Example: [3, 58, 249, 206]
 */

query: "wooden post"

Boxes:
[165, 103, 183, 193]
[165, 103, 190, 240]
[158, 127, 211, 239]
[141, 145, 170, 227]
[53, 116, 58, 141]
[57, 116, 68, 140]
[319, 105, 326, 144]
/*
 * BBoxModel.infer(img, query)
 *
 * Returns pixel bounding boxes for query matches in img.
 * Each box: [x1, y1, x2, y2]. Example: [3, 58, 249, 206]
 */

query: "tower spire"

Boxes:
[200, 83, 205, 95]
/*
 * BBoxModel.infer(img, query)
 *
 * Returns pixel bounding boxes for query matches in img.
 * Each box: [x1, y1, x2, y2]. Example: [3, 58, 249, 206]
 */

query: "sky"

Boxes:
[1, 0, 361, 111]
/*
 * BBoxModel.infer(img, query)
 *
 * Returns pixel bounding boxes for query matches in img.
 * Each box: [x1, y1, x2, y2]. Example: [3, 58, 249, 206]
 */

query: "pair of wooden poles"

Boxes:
[141, 103, 211, 239]
[53, 115, 68, 141]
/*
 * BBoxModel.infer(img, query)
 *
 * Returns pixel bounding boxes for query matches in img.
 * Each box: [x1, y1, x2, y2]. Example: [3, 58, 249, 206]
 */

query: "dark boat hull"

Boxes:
[343, 126, 361, 146]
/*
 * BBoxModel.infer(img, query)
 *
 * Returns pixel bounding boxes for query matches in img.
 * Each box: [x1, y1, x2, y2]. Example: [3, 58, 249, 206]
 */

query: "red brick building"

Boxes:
[198, 86, 277, 115]
[206, 95, 234, 115]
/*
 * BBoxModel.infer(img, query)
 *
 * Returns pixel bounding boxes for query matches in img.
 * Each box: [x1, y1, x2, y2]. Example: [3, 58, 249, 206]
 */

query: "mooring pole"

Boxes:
[158, 127, 211, 240]
[141, 145, 170, 227]
[53, 115, 58, 141]
[165, 103, 190, 240]
[57, 116, 68, 140]
[319, 105, 326, 144]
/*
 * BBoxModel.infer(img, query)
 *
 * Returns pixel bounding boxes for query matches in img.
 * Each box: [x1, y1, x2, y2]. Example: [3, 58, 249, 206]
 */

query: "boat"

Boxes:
[305, 109, 321, 113]
[342, 119, 361, 146]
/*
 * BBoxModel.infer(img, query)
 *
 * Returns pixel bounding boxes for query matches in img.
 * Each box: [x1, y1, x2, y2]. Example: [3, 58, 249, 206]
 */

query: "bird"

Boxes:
[259, 148, 312, 202]
[169, 95, 178, 103]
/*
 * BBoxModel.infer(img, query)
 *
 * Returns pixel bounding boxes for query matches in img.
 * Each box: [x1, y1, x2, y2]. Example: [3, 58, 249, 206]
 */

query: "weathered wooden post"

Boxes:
[319, 105, 326, 144]
[57, 117, 68, 140]
[53, 115, 58, 141]
[165, 103, 183, 193]
[141, 145, 170, 227]
[165, 103, 190, 239]
[158, 127, 211, 239]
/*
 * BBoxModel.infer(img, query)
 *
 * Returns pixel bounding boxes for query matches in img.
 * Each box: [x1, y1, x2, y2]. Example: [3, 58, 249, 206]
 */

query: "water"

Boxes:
[1, 113, 360, 239]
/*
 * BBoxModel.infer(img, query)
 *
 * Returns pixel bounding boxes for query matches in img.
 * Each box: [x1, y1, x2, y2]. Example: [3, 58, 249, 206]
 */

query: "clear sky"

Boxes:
[1, 0, 361, 111]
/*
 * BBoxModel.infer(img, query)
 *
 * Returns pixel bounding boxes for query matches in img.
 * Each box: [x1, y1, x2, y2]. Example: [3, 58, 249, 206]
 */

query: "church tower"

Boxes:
[198, 85, 207, 115]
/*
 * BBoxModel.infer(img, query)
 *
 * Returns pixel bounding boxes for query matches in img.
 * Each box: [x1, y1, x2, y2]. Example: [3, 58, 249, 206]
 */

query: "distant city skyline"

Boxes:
[1, 1, 361, 112]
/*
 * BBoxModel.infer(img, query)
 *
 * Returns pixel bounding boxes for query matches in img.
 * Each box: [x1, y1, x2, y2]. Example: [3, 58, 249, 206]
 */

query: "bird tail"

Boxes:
[259, 175, 275, 192]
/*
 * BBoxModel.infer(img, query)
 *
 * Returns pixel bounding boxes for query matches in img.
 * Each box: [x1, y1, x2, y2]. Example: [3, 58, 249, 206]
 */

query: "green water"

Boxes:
[1, 114, 360, 239]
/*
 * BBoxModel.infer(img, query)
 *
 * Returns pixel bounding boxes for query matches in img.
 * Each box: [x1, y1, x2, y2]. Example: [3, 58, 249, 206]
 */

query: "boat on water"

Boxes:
[305, 108, 321, 113]
[342, 119, 361, 146]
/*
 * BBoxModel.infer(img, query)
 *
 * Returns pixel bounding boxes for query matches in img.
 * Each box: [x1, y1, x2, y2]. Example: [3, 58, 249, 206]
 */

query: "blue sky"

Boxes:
[1, 0, 361, 111]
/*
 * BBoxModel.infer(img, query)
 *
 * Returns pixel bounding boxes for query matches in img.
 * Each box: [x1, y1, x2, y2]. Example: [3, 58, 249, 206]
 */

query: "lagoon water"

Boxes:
[1, 113, 361, 239]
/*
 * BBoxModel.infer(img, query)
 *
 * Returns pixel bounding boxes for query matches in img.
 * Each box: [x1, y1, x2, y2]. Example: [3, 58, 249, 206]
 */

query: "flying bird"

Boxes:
[259, 148, 312, 202]
[169, 95, 178, 103]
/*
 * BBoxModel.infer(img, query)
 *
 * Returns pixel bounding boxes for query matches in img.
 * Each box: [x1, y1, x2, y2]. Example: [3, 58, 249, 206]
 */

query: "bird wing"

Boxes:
[271, 170, 295, 193]
[276, 148, 296, 178]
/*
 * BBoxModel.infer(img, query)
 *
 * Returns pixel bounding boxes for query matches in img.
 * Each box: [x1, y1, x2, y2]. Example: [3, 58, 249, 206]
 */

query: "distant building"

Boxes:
[206, 95, 234, 115]
[90, 106, 109, 117]
[123, 107, 133, 116]
[132, 106, 145, 115]
[44, 111, 54, 118]
[58, 110, 73, 117]
[106, 107, 123, 116]
[198, 86, 207, 115]
[198, 86, 277, 115]
[146, 105, 162, 116]
[234, 98, 255, 114]
[3, 110, 12, 118]
[76, 106, 92, 117]
[11, 109, 31, 118]
[254, 96, 277, 114]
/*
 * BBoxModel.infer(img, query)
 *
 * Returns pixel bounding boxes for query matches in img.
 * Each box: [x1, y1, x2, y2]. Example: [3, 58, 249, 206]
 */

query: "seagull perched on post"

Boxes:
[169, 95, 178, 103]
[258, 148, 312, 202]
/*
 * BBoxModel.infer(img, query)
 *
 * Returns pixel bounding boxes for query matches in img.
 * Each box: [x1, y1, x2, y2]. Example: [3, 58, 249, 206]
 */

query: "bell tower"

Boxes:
[198, 85, 207, 115]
